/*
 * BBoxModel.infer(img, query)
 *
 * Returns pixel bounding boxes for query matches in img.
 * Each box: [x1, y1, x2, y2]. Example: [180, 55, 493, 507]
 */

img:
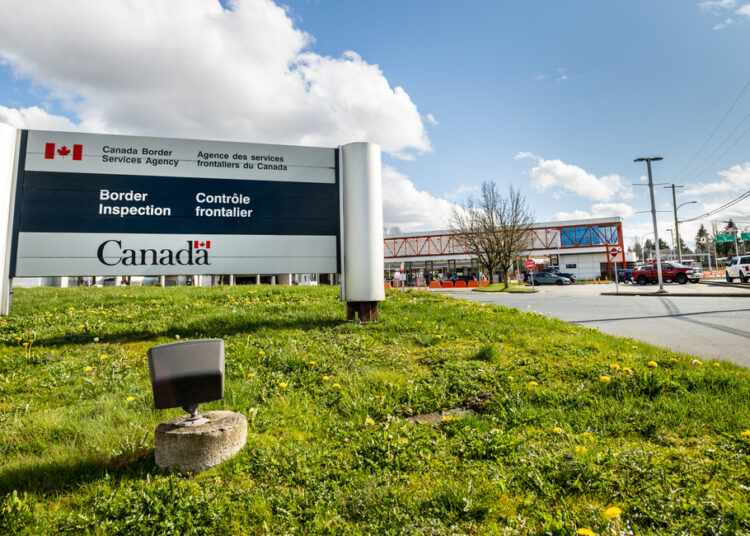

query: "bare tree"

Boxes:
[449, 182, 534, 288]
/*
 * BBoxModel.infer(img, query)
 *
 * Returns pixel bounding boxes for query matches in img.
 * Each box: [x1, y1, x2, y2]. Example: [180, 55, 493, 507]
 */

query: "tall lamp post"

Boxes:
[634, 157, 665, 293]
[674, 200, 697, 263]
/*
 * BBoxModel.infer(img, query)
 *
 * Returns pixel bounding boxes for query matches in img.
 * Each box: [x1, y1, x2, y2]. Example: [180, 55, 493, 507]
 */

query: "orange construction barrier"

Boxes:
[385, 282, 392, 289]
[430, 281, 441, 288]
[468, 280, 479, 287]
[455, 281, 467, 288]
[481, 280, 490, 287]
[442, 281, 454, 288]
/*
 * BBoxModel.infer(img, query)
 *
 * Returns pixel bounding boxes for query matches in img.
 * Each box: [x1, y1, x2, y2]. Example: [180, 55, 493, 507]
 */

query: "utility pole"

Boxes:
[635, 157, 665, 292]
[669, 184, 681, 263]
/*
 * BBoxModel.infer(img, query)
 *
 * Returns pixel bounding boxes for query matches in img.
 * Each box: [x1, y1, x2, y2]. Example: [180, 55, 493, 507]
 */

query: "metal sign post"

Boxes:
[611, 247, 620, 292]
[525, 258, 536, 291]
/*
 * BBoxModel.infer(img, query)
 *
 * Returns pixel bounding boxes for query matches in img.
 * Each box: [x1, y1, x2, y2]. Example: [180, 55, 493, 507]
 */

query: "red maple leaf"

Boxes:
[57, 146, 71, 157]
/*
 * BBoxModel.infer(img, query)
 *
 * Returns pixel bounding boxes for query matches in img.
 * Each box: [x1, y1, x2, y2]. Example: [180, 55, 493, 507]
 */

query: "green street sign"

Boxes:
[716, 233, 734, 243]
[742, 233, 750, 241]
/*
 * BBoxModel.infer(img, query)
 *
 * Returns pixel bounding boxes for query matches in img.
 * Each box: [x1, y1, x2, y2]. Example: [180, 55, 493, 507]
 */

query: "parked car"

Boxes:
[539, 267, 576, 282]
[726, 255, 750, 283]
[528, 272, 572, 285]
[631, 262, 703, 285]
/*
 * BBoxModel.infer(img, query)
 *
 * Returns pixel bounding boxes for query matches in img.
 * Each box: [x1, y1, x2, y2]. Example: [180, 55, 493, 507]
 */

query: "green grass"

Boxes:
[1, 285, 749, 535]
[473, 282, 534, 292]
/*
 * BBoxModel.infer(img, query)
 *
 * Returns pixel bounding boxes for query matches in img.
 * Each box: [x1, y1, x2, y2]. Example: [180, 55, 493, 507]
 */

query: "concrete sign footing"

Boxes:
[154, 410, 246, 474]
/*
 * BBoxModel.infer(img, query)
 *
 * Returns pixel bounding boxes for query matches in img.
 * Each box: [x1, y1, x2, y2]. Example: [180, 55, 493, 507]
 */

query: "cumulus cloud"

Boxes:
[699, 0, 737, 13]
[516, 152, 633, 202]
[0, 105, 82, 131]
[737, 4, 750, 16]
[551, 202, 635, 222]
[0, 0, 431, 159]
[684, 161, 750, 195]
[382, 165, 456, 230]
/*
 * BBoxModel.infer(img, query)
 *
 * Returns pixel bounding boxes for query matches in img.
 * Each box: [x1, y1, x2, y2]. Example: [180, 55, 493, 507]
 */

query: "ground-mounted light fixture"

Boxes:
[147, 338, 247, 474]
[148, 338, 225, 426]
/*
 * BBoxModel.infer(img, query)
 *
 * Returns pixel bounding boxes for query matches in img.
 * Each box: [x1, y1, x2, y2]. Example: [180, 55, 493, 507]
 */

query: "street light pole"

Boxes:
[635, 157, 665, 292]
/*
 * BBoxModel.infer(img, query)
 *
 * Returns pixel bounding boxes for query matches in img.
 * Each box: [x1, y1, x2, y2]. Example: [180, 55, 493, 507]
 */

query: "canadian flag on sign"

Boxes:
[194, 241, 211, 249]
[44, 143, 83, 160]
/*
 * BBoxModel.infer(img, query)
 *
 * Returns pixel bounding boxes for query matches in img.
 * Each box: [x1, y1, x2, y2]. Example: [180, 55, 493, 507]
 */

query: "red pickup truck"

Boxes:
[631, 262, 703, 285]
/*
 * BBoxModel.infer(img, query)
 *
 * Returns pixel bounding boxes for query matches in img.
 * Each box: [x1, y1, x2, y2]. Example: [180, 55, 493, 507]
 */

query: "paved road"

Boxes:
[445, 284, 750, 367]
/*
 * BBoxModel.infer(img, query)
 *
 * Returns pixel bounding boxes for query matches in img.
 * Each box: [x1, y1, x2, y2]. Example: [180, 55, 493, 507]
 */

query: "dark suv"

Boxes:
[539, 267, 576, 282]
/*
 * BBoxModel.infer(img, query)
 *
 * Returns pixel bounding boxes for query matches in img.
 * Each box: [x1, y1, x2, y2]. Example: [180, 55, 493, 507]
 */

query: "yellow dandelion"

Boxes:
[322, 375, 330, 381]
[490, 428, 503, 434]
[364, 417, 375, 426]
[398, 437, 409, 444]
[622, 367, 633, 374]
[331, 383, 341, 389]
[84, 366, 94, 372]
[78, 324, 85, 329]
[278, 382, 287, 389]
[647, 361, 658, 368]
[602, 506, 622, 520]
[670, 358, 679, 363]
[14, 337, 22, 341]
[507, 376, 514, 381]
[435, 334, 442, 339]
[609, 364, 620, 371]
[100, 354, 108, 360]
[258, 350, 265, 356]
[599, 376, 611, 383]
[308, 361, 317, 365]
[247, 373, 255, 378]
[741, 430, 750, 438]
[552, 426, 564, 434]
[528, 381, 539, 387]
[125, 365, 132, 370]
[581, 432, 595, 441]
[126, 396, 135, 402]
[713, 362, 720, 367]
[416, 320, 422, 324]
[575, 445, 587, 454]
[577, 529, 596, 536]
[22, 342, 29, 347]
[632, 345, 637, 350]
[692, 359, 702, 366]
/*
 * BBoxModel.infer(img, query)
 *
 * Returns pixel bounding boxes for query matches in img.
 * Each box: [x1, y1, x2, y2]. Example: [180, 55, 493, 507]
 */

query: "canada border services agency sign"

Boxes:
[0, 124, 385, 314]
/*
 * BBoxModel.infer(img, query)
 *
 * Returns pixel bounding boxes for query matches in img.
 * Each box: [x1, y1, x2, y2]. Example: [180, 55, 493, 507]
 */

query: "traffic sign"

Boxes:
[525, 259, 536, 270]
[610, 247, 620, 258]
[742, 233, 750, 241]
[716, 233, 734, 243]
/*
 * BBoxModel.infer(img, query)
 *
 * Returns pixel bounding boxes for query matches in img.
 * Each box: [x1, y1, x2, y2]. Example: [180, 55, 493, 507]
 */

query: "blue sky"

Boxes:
[1, 0, 749, 247]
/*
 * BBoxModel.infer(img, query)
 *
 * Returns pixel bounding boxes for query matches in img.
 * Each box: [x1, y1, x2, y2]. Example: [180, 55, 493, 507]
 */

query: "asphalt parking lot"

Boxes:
[441, 281, 750, 367]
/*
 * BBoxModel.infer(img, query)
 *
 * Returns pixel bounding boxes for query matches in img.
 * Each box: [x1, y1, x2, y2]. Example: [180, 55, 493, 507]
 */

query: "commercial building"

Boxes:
[384, 217, 629, 282]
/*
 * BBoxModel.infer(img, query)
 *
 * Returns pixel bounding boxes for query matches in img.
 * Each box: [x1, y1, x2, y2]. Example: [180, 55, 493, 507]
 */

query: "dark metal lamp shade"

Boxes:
[147, 339, 225, 410]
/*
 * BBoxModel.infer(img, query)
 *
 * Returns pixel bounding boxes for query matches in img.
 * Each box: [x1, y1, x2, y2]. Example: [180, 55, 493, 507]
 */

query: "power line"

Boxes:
[675, 75, 750, 179]
[683, 110, 750, 181]
[679, 189, 750, 223]
[684, 123, 750, 182]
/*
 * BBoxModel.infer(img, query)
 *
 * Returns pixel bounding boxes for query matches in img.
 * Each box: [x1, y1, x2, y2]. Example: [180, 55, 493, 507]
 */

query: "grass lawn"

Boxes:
[1, 285, 749, 535]
[472, 283, 534, 293]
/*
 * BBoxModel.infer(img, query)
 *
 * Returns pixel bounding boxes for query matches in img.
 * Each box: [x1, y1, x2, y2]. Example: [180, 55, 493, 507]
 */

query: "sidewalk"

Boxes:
[600, 279, 750, 297]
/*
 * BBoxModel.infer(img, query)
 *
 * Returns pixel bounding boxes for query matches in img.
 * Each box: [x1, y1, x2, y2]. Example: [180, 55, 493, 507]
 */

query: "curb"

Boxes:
[600, 291, 750, 297]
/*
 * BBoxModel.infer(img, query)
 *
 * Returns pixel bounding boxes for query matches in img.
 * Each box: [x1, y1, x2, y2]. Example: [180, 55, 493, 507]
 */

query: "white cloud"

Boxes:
[699, 0, 737, 14]
[516, 152, 633, 202]
[0, 0, 431, 159]
[551, 202, 635, 222]
[684, 161, 750, 195]
[737, 4, 750, 16]
[382, 165, 456, 231]
[0, 105, 81, 131]
[591, 202, 636, 219]
[551, 209, 592, 221]
[444, 184, 479, 200]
